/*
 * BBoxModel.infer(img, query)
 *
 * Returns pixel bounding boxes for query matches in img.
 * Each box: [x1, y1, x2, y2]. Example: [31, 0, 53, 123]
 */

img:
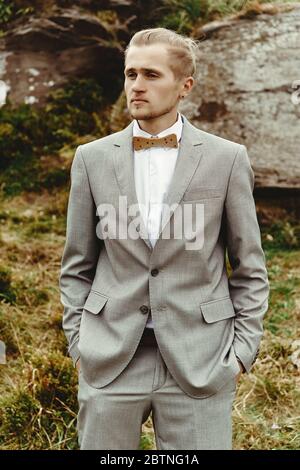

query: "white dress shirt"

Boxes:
[132, 112, 183, 328]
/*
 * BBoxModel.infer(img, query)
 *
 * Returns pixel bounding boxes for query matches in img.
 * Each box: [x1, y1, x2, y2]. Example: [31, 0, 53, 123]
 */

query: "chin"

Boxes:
[130, 110, 149, 120]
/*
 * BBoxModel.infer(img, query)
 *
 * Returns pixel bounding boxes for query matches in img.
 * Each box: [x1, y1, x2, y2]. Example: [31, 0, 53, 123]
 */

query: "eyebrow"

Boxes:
[124, 67, 162, 75]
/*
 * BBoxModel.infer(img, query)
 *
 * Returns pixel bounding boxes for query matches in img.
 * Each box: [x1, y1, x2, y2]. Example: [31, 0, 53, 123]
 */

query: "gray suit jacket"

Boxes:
[59, 114, 269, 398]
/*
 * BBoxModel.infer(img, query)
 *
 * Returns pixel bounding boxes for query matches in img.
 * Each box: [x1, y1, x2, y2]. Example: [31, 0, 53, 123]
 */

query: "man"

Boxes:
[59, 27, 269, 450]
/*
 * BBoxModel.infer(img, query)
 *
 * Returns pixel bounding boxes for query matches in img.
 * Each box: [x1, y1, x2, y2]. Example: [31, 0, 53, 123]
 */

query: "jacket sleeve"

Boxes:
[225, 144, 270, 373]
[59, 145, 102, 366]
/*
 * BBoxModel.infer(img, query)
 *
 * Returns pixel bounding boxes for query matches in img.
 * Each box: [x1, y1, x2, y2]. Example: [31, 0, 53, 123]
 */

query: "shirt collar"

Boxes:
[132, 112, 183, 144]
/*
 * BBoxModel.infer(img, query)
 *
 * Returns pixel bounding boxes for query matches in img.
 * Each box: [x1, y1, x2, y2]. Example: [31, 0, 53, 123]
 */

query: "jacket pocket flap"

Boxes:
[83, 291, 108, 315]
[200, 297, 236, 323]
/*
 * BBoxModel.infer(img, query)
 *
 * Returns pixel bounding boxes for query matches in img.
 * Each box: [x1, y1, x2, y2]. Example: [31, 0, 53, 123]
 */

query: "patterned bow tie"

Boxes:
[132, 133, 178, 151]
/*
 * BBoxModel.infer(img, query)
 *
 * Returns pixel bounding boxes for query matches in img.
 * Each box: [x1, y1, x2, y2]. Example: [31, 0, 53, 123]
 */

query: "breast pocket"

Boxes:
[183, 187, 222, 202]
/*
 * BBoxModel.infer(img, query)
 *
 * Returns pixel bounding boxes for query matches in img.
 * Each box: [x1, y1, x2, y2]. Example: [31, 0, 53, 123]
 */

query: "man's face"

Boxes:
[124, 44, 185, 121]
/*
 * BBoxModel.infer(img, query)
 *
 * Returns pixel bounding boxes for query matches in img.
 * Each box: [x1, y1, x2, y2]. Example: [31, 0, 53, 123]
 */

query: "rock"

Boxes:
[179, 4, 300, 191]
[0, 6, 132, 107]
[0, 0, 163, 107]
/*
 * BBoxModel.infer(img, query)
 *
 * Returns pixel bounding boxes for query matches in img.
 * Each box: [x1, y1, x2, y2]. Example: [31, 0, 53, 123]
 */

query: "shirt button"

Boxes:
[151, 268, 159, 277]
[139, 305, 149, 314]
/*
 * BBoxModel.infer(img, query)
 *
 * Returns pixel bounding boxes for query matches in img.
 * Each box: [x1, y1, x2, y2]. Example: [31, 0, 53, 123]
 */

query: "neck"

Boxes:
[137, 110, 179, 135]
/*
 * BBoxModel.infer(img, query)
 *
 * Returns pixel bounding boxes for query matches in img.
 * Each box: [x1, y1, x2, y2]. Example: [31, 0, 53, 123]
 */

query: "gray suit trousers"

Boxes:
[77, 327, 237, 450]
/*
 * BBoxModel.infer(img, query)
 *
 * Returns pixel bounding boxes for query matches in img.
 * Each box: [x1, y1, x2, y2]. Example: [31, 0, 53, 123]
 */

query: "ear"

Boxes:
[185, 76, 194, 92]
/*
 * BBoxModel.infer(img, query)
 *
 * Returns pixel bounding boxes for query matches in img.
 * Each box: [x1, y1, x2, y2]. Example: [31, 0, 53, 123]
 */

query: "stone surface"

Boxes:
[0, 5, 136, 106]
[179, 5, 300, 189]
[0, 0, 162, 106]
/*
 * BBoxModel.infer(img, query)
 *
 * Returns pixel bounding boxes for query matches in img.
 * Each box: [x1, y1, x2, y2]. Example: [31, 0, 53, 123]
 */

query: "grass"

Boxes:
[232, 248, 300, 450]
[0, 186, 299, 449]
[0, 191, 76, 449]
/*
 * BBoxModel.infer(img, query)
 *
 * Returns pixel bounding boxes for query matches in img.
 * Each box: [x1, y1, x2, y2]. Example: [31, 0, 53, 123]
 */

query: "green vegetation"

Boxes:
[0, 0, 34, 30]
[0, 0, 13, 24]
[156, 0, 300, 34]
[0, 265, 14, 302]
[0, 78, 109, 196]
[0, 352, 78, 449]
[261, 220, 300, 253]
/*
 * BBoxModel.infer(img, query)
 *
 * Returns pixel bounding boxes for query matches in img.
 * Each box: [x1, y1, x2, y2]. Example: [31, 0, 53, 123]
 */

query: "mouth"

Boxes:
[131, 99, 147, 104]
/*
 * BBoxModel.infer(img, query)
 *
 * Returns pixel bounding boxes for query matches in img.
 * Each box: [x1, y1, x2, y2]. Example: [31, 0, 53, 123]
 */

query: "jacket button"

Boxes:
[151, 268, 159, 276]
[140, 305, 149, 314]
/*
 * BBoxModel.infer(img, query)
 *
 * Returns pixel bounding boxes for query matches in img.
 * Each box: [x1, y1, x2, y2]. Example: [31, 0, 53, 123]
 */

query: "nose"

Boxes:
[131, 74, 146, 92]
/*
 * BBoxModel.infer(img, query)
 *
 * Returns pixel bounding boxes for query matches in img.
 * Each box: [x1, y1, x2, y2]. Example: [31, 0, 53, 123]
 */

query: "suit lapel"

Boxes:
[112, 114, 204, 251]
[158, 116, 204, 240]
[113, 120, 152, 250]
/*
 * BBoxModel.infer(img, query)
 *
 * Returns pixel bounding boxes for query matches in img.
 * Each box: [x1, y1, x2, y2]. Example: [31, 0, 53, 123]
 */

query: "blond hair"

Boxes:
[124, 27, 202, 83]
